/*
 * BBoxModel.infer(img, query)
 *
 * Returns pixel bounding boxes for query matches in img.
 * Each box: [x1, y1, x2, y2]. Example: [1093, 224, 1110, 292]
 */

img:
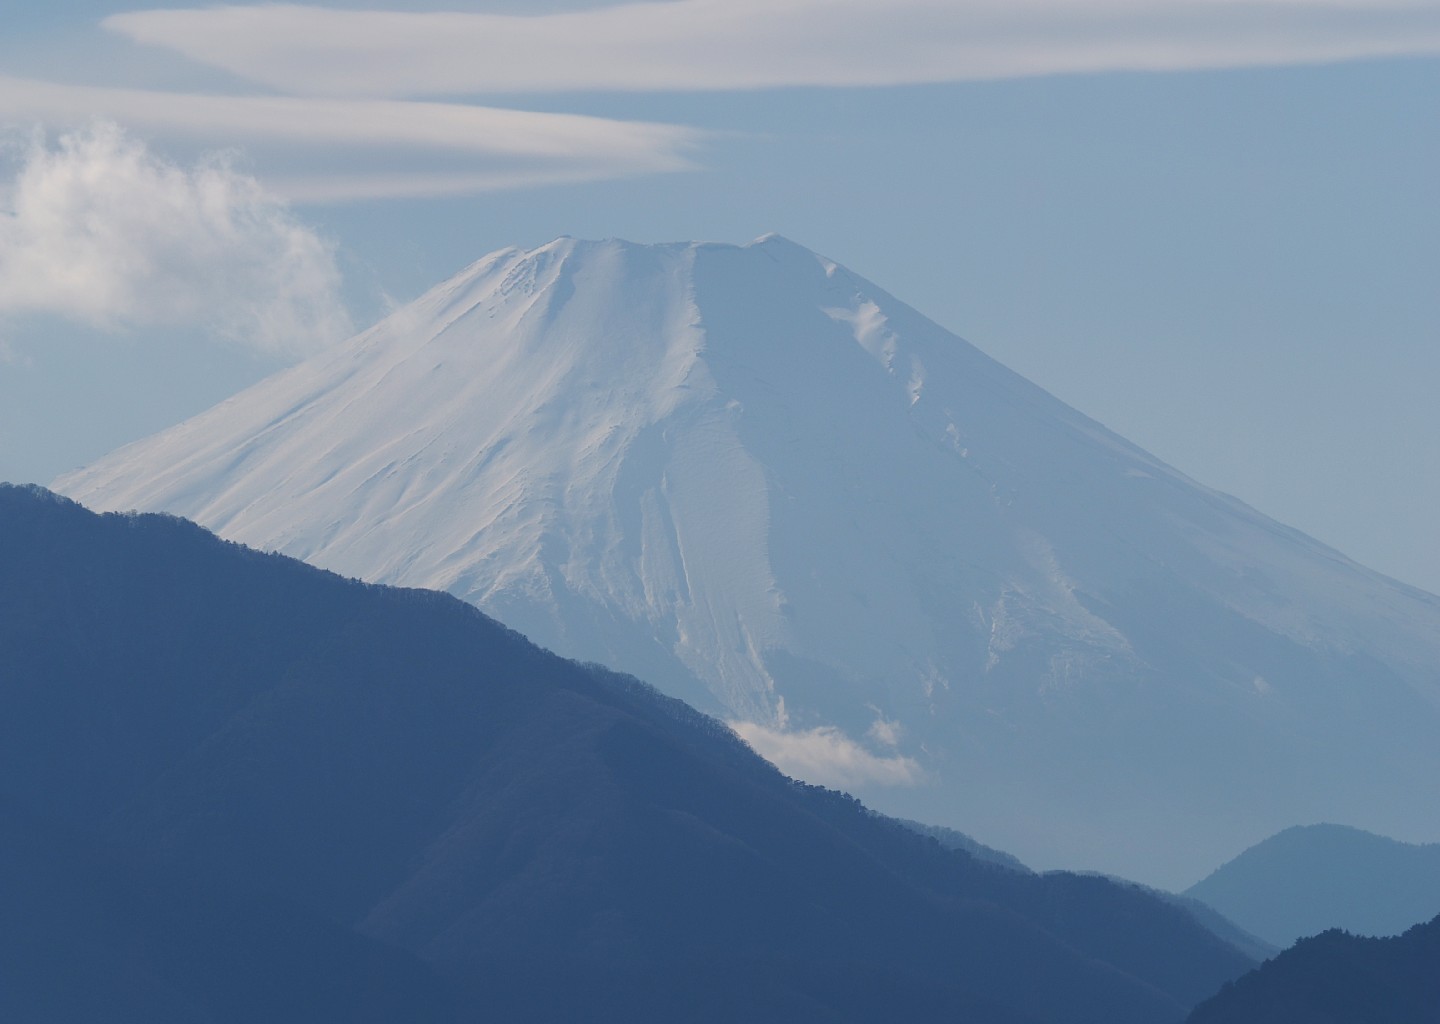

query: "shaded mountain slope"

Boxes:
[0, 484, 1249, 1023]
[1188, 915, 1440, 1024]
[1186, 824, 1440, 948]
[55, 235, 1440, 886]
[0, 795, 455, 1024]
[1077, 872, 1279, 965]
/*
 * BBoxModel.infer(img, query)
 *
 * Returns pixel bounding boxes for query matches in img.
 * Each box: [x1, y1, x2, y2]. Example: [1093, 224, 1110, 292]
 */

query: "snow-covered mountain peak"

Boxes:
[57, 236, 1440, 886]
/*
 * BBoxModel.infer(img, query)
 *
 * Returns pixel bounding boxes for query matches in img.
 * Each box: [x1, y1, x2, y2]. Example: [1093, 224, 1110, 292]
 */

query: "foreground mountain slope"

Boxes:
[0, 484, 1251, 1023]
[1185, 824, 1440, 948]
[1188, 914, 1440, 1024]
[0, 796, 455, 1024]
[56, 235, 1440, 885]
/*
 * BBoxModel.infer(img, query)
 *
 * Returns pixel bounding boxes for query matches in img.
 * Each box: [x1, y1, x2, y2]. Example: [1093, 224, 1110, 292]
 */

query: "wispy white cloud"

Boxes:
[105, 0, 1440, 97]
[0, 75, 703, 202]
[730, 720, 925, 790]
[866, 710, 904, 748]
[0, 121, 350, 354]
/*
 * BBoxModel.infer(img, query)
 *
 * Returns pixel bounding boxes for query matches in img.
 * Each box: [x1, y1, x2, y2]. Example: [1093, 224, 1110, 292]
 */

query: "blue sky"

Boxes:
[1, 1, 1437, 594]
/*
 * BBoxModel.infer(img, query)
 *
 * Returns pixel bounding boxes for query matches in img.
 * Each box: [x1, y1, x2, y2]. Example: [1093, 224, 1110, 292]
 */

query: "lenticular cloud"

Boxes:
[0, 121, 351, 355]
[104, 0, 1440, 97]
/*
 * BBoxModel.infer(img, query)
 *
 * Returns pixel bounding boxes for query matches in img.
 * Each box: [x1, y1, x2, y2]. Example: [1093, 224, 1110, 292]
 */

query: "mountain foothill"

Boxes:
[2, 484, 1257, 1023]
[1187, 913, 1440, 1024]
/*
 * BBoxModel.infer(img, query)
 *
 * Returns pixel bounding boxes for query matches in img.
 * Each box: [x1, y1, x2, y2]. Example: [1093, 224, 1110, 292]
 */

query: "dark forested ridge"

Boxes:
[1188, 914, 1440, 1024]
[894, 816, 1033, 872]
[0, 484, 1253, 1023]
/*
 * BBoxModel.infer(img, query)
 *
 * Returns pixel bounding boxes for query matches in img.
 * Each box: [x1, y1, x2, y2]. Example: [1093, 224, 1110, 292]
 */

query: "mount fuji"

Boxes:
[57, 234, 1440, 886]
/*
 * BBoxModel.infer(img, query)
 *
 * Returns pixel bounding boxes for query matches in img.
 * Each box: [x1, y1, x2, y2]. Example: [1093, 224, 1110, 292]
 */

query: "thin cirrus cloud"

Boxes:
[730, 720, 925, 790]
[103, 0, 1440, 98]
[0, 74, 703, 202]
[0, 121, 353, 355]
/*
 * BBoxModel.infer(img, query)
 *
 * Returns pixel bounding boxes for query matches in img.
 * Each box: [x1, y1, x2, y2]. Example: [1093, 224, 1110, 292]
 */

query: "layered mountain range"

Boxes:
[0, 484, 1254, 1023]
[57, 235, 1440, 884]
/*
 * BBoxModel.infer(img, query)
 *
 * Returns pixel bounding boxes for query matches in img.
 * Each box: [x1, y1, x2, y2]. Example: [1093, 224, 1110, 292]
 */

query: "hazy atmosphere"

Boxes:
[5, 4, 1440, 1022]
[2, 0, 1438, 596]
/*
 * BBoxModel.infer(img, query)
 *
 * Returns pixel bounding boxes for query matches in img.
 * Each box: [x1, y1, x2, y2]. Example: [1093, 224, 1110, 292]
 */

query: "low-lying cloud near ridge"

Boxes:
[106, 0, 1440, 97]
[731, 720, 925, 790]
[0, 122, 350, 354]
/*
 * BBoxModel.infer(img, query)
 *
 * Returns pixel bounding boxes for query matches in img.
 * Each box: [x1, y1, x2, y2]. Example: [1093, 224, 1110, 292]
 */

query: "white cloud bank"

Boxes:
[730, 720, 925, 790]
[0, 122, 351, 354]
[0, 76, 702, 202]
[106, 0, 1440, 97]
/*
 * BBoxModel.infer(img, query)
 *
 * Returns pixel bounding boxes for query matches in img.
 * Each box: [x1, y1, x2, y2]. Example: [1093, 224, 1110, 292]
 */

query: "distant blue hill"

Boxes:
[0, 484, 1252, 1024]
[1185, 823, 1440, 948]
